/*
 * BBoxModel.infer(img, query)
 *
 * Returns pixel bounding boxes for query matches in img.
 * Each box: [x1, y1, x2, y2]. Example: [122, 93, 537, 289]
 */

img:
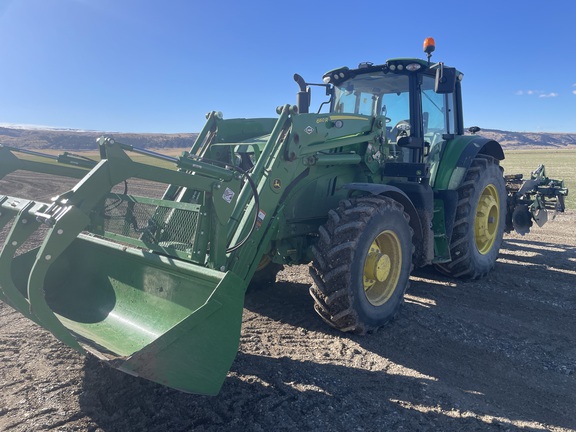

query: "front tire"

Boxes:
[436, 154, 506, 279]
[309, 196, 414, 334]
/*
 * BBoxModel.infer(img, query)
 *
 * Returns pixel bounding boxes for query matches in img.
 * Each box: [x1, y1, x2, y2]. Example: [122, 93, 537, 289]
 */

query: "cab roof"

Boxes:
[322, 58, 462, 87]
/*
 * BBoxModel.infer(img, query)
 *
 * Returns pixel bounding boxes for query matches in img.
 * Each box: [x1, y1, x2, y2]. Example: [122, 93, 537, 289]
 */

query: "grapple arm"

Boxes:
[0, 137, 246, 395]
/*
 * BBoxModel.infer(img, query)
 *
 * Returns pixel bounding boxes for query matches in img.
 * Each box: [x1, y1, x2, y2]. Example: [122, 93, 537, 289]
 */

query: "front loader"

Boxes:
[0, 38, 567, 395]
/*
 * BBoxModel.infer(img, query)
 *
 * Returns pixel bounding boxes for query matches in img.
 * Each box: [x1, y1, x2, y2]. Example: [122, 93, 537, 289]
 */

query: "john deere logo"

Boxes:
[272, 179, 282, 190]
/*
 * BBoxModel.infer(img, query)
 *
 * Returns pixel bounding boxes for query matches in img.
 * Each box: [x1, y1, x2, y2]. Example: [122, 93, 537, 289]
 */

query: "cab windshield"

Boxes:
[332, 73, 410, 128]
[333, 71, 456, 141]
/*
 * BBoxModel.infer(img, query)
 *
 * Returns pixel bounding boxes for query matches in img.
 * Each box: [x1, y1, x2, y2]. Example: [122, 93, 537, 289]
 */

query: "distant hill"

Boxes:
[1, 125, 575, 151]
[478, 129, 576, 149]
[0, 126, 198, 150]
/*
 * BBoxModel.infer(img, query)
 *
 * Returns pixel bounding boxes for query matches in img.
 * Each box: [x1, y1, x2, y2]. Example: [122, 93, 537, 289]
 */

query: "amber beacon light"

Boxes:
[423, 37, 435, 56]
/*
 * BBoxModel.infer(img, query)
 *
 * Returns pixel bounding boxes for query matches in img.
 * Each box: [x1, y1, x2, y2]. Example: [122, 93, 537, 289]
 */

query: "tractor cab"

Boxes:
[322, 56, 464, 166]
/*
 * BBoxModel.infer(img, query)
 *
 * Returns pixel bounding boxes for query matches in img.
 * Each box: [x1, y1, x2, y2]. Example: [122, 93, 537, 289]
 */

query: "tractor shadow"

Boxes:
[78, 350, 564, 432]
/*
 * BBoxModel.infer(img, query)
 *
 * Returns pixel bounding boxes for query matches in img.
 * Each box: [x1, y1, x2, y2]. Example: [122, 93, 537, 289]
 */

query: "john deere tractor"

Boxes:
[0, 38, 567, 395]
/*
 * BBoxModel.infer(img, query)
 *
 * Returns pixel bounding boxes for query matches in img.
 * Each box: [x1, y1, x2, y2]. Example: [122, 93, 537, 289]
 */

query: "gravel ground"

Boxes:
[0, 171, 575, 432]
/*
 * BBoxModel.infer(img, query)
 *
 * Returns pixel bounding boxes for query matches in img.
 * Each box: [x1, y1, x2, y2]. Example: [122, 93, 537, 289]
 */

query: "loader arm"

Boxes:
[0, 144, 96, 180]
[223, 107, 385, 282]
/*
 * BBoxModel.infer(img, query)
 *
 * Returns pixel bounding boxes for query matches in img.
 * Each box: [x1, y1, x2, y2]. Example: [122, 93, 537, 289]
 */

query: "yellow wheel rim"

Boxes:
[474, 184, 500, 255]
[363, 230, 402, 306]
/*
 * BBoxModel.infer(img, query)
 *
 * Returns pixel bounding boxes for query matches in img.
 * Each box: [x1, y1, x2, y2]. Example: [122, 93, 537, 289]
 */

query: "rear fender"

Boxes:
[430, 136, 504, 261]
[431, 136, 504, 191]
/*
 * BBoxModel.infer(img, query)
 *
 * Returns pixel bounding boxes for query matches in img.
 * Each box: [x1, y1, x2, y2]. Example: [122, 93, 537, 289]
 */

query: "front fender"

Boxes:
[342, 183, 431, 266]
[343, 182, 411, 199]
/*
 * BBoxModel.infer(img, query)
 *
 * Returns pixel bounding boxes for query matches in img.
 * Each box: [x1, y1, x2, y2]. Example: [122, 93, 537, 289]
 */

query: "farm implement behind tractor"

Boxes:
[0, 38, 568, 395]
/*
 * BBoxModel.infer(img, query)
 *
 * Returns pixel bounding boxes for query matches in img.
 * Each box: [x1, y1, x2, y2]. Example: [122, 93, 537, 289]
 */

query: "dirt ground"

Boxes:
[0, 172, 575, 432]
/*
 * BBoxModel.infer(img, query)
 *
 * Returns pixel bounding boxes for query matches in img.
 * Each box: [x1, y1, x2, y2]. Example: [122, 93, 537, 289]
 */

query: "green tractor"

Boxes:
[0, 38, 567, 395]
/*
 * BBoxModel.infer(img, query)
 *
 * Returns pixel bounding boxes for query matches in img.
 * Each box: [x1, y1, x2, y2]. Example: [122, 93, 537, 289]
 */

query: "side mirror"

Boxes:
[435, 66, 456, 94]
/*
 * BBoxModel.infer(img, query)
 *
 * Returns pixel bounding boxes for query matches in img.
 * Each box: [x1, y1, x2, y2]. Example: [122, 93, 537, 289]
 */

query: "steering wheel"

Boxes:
[392, 120, 411, 138]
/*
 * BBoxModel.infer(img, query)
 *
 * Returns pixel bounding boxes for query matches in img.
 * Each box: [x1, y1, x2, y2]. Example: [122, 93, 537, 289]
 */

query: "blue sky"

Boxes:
[0, 0, 574, 134]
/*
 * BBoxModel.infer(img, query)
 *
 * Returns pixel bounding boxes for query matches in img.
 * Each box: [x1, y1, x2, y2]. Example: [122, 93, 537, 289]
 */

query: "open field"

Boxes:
[0, 150, 574, 431]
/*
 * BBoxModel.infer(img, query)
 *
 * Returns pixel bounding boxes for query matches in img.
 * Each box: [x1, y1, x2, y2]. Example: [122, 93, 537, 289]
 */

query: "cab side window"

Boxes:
[421, 75, 456, 144]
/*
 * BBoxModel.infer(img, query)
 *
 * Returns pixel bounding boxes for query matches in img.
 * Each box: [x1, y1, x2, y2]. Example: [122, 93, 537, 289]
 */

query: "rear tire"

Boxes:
[309, 196, 414, 334]
[436, 154, 506, 279]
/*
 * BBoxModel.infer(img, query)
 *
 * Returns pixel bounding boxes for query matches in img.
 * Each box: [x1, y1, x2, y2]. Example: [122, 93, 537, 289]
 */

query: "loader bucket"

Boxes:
[9, 233, 246, 395]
